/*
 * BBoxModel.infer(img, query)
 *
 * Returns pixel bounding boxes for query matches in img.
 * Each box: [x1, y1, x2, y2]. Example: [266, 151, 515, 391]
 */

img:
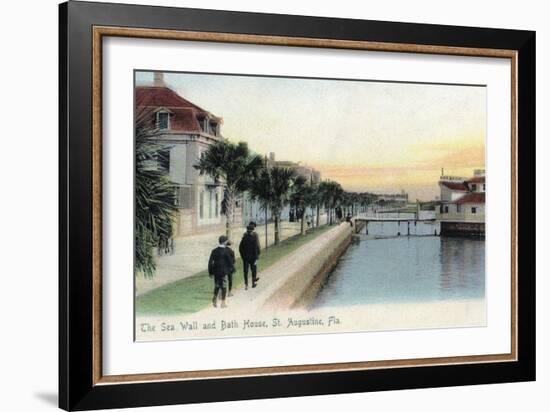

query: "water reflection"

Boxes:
[313, 233, 485, 308]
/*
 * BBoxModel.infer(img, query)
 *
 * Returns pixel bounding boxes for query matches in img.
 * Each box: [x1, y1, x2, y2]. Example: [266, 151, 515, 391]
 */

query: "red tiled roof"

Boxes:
[466, 176, 485, 183]
[169, 108, 204, 132]
[136, 86, 206, 112]
[135, 86, 221, 133]
[440, 181, 469, 191]
[454, 192, 485, 204]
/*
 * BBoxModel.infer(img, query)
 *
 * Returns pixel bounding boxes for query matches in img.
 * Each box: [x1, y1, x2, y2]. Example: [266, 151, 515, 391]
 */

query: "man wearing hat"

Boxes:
[208, 235, 234, 308]
[239, 224, 261, 289]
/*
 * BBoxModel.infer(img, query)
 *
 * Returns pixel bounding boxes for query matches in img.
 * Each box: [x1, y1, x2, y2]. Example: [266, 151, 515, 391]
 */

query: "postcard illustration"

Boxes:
[134, 71, 486, 341]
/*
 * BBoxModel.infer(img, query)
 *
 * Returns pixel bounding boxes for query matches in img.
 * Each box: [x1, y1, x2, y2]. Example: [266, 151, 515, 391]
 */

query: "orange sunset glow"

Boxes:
[136, 72, 486, 201]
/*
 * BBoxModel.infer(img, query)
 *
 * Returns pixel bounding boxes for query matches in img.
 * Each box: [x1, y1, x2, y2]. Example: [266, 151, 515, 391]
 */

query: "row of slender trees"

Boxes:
[136, 133, 378, 276]
[194, 139, 375, 245]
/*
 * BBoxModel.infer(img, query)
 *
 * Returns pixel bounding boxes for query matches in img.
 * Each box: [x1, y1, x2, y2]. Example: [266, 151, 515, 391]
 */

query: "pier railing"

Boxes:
[356, 211, 436, 222]
[353, 211, 438, 236]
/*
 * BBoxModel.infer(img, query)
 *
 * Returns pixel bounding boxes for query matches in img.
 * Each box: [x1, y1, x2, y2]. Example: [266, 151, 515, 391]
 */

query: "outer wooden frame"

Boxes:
[59, 1, 535, 410]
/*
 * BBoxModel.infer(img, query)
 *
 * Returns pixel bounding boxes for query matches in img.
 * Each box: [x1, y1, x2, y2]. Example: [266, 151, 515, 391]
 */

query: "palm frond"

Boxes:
[135, 126, 177, 278]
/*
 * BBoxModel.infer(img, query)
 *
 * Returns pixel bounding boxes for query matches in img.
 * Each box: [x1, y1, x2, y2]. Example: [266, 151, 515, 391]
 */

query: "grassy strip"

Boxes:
[136, 224, 334, 315]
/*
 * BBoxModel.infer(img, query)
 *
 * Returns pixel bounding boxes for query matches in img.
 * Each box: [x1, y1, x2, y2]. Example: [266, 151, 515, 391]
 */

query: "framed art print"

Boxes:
[59, 1, 536, 410]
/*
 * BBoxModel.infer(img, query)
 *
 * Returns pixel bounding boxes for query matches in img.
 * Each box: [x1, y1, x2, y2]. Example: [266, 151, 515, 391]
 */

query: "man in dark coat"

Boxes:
[247, 221, 260, 249]
[239, 224, 261, 289]
[226, 240, 236, 297]
[208, 235, 234, 308]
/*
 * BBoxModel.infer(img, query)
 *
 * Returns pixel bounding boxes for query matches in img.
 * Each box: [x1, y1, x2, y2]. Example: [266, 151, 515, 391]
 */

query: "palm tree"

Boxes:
[250, 166, 297, 245]
[358, 192, 367, 213]
[342, 191, 361, 216]
[194, 140, 262, 240]
[353, 192, 364, 215]
[290, 175, 315, 235]
[308, 182, 323, 228]
[135, 126, 177, 278]
[346, 192, 354, 215]
[342, 192, 352, 216]
[317, 181, 331, 225]
[359, 192, 376, 212]
[248, 166, 272, 248]
[317, 181, 330, 225]
[319, 180, 344, 224]
[269, 167, 298, 243]
[332, 183, 345, 223]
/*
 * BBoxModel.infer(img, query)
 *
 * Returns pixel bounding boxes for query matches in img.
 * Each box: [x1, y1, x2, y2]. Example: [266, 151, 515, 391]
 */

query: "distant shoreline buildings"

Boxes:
[372, 190, 409, 205]
[267, 152, 321, 184]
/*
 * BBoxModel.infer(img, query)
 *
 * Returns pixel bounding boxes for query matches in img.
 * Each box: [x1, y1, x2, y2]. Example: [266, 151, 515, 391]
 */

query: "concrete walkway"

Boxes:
[136, 220, 325, 295]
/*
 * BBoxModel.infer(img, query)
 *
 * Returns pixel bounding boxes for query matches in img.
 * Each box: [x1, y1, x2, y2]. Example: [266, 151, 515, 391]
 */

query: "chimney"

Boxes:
[153, 72, 165, 87]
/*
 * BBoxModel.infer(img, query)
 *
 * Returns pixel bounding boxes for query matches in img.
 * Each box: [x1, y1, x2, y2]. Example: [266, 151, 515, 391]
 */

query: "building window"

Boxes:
[208, 190, 213, 219]
[457, 204, 462, 213]
[173, 186, 182, 208]
[444, 205, 449, 213]
[198, 117, 208, 133]
[215, 192, 219, 217]
[471, 207, 477, 214]
[471, 183, 477, 191]
[173, 185, 193, 209]
[173, 185, 192, 209]
[200, 191, 205, 219]
[157, 112, 170, 130]
[173, 185, 190, 209]
[483, 184, 486, 191]
[210, 122, 218, 136]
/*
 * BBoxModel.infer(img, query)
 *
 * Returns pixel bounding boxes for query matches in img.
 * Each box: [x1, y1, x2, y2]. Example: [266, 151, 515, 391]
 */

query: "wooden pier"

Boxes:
[353, 212, 437, 236]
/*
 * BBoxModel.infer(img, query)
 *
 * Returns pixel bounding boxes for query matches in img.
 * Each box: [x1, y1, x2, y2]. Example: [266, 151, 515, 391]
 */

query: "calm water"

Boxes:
[313, 220, 485, 308]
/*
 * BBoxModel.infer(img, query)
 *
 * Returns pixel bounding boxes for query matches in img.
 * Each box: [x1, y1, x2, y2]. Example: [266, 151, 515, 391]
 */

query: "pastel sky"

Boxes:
[136, 71, 486, 201]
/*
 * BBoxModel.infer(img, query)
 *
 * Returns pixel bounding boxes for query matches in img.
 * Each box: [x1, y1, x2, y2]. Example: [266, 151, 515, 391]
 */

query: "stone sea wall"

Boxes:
[261, 223, 353, 311]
